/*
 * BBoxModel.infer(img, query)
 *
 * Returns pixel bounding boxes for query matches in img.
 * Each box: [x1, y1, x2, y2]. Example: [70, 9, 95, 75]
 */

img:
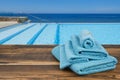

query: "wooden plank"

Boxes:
[0, 45, 119, 80]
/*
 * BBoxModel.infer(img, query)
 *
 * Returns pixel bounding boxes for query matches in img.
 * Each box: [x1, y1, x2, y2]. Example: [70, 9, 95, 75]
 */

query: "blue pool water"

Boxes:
[0, 23, 120, 45]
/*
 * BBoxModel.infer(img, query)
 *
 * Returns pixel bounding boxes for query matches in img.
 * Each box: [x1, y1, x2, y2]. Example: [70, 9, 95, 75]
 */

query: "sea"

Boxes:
[0, 13, 120, 23]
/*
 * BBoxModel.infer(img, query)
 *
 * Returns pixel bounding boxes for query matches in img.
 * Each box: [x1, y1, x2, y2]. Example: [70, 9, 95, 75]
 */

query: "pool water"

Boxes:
[0, 23, 120, 45]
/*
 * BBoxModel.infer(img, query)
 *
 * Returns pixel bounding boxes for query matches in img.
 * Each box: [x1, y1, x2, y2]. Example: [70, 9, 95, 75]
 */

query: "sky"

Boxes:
[0, 0, 120, 13]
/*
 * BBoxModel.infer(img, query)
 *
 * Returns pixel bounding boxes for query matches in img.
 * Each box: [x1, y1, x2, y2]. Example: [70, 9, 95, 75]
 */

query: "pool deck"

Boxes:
[0, 45, 119, 80]
[0, 21, 18, 29]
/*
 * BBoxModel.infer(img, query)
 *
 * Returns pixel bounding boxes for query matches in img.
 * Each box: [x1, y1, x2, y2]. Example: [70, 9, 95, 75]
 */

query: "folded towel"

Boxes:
[71, 31, 108, 59]
[70, 56, 117, 75]
[79, 30, 95, 49]
[60, 45, 71, 69]
[65, 40, 89, 63]
[52, 45, 118, 75]
[60, 45, 89, 69]
[51, 30, 118, 75]
[52, 45, 60, 61]
[52, 45, 78, 69]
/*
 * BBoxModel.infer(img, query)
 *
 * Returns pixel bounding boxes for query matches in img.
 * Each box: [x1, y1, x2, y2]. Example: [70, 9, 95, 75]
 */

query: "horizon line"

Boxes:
[0, 12, 120, 14]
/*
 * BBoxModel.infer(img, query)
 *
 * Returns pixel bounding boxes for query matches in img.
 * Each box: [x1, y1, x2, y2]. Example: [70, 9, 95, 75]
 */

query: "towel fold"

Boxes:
[79, 30, 94, 49]
[51, 30, 118, 75]
[71, 31, 108, 59]
[65, 40, 89, 63]
[52, 45, 60, 61]
[60, 45, 89, 69]
[70, 55, 117, 75]
[60, 45, 71, 69]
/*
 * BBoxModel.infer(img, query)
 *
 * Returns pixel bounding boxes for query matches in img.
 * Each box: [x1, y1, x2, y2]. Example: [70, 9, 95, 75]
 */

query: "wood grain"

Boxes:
[0, 45, 119, 80]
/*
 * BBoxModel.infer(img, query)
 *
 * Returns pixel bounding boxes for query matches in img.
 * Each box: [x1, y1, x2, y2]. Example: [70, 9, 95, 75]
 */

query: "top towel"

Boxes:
[71, 30, 108, 59]
[79, 30, 94, 49]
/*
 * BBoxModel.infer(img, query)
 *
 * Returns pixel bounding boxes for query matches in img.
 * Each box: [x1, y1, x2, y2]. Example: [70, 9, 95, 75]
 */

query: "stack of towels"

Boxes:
[51, 30, 118, 75]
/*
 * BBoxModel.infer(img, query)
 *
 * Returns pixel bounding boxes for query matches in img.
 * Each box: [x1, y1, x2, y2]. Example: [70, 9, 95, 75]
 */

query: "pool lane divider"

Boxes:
[54, 24, 60, 44]
[27, 24, 48, 45]
[0, 24, 36, 44]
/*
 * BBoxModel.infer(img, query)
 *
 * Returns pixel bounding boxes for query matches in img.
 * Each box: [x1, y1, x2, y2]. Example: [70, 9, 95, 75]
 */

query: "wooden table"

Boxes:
[0, 45, 119, 80]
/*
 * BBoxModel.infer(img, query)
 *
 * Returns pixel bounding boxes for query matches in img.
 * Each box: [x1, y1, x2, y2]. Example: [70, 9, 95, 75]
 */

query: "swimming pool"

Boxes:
[0, 23, 120, 45]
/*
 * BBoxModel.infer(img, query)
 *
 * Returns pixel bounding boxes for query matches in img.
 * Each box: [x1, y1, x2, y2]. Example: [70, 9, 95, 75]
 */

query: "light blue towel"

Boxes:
[51, 30, 118, 75]
[70, 56, 117, 75]
[52, 45, 118, 75]
[65, 41, 89, 63]
[60, 45, 71, 69]
[52, 45, 60, 60]
[60, 45, 89, 69]
[79, 30, 95, 49]
[71, 30, 108, 59]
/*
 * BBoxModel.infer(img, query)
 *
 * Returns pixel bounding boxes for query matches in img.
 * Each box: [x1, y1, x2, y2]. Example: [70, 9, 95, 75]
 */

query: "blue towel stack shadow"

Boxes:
[52, 30, 118, 75]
